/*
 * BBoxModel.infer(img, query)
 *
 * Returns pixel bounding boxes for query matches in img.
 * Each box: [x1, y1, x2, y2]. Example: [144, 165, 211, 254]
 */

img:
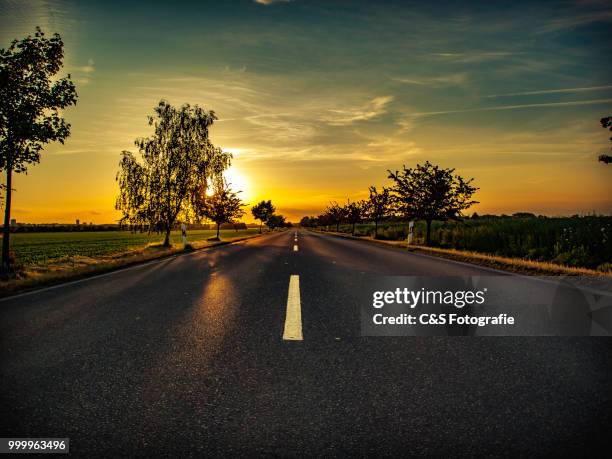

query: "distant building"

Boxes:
[10, 219, 16, 226]
[76, 219, 80, 225]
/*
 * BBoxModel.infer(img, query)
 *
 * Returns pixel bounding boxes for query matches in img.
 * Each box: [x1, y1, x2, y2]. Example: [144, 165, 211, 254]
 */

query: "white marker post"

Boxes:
[407, 220, 414, 245]
[181, 222, 188, 246]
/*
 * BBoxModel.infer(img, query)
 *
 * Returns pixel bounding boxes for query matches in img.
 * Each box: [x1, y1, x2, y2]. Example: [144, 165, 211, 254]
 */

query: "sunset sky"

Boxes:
[1, 0, 611, 223]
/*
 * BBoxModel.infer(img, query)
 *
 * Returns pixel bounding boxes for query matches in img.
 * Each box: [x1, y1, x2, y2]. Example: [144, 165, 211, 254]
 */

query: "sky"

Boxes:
[1, 0, 611, 223]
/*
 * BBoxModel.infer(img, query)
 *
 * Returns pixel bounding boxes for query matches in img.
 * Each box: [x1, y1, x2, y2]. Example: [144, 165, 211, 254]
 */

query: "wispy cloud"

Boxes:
[390, 73, 467, 86]
[324, 96, 393, 126]
[410, 98, 612, 117]
[430, 52, 522, 63]
[483, 85, 612, 98]
[254, 0, 291, 5]
[73, 58, 95, 85]
[536, 10, 612, 33]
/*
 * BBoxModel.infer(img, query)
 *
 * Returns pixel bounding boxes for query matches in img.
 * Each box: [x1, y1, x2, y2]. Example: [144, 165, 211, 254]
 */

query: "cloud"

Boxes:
[254, 0, 291, 5]
[409, 98, 612, 117]
[323, 96, 394, 126]
[483, 85, 612, 98]
[73, 58, 95, 85]
[430, 52, 521, 63]
[76, 58, 95, 73]
[536, 10, 612, 33]
[391, 73, 467, 86]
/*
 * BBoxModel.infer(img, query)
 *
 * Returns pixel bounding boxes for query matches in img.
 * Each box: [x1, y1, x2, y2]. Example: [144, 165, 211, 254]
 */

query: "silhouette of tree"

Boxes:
[325, 201, 346, 231]
[599, 116, 612, 164]
[198, 179, 245, 239]
[367, 186, 391, 238]
[266, 214, 286, 230]
[251, 200, 275, 233]
[116, 100, 231, 246]
[388, 161, 478, 245]
[300, 216, 314, 227]
[345, 199, 367, 235]
[0, 28, 78, 272]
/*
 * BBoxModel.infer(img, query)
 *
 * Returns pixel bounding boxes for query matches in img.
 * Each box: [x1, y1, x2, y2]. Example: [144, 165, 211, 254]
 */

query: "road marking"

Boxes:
[283, 275, 303, 340]
[293, 245, 298, 252]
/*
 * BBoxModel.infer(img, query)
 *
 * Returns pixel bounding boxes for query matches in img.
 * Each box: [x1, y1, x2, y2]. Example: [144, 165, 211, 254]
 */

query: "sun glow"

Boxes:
[223, 167, 251, 201]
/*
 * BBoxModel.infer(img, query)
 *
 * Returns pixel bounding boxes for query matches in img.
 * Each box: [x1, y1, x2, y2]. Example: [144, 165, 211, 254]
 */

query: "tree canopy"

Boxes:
[388, 161, 478, 244]
[0, 27, 77, 271]
[599, 116, 612, 164]
[251, 200, 275, 233]
[197, 179, 245, 239]
[116, 100, 231, 246]
[367, 186, 392, 238]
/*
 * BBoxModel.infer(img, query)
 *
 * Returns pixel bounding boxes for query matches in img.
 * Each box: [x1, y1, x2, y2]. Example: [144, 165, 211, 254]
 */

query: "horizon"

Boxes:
[1, 0, 611, 223]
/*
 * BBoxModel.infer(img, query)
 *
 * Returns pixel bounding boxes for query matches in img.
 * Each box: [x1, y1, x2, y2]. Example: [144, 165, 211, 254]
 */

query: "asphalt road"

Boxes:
[1, 230, 611, 457]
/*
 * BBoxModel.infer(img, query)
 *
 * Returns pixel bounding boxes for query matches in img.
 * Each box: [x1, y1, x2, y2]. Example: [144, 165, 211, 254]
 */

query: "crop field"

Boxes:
[4, 229, 260, 266]
[333, 216, 612, 271]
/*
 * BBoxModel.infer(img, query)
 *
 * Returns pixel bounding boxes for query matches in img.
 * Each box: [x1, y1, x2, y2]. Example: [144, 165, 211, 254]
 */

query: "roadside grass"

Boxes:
[314, 230, 612, 277]
[0, 229, 264, 296]
[332, 216, 612, 272]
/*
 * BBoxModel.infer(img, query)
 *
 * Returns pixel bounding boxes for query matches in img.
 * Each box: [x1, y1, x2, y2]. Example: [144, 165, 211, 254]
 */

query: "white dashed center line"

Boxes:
[283, 275, 303, 341]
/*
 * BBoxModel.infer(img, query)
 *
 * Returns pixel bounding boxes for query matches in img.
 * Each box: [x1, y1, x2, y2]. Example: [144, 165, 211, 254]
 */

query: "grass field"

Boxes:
[331, 215, 612, 272]
[5, 229, 260, 266]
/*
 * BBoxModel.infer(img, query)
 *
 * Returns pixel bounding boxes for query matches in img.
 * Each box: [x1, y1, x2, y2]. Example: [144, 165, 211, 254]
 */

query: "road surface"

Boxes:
[1, 230, 611, 456]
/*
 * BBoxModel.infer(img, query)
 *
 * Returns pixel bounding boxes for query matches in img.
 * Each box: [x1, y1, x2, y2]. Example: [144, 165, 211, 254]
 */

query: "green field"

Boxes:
[333, 216, 612, 271]
[5, 229, 260, 266]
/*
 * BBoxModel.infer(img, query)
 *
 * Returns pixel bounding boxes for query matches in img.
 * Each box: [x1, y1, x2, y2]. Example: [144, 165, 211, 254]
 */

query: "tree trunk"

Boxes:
[425, 219, 432, 246]
[2, 164, 13, 272]
[352, 222, 356, 235]
[374, 220, 378, 239]
[336, 222, 340, 231]
[216, 223, 220, 239]
[259, 222, 262, 234]
[163, 225, 171, 247]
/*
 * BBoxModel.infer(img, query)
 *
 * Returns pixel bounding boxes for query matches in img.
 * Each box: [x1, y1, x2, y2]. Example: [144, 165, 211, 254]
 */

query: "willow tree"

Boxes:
[388, 161, 478, 245]
[0, 28, 77, 272]
[116, 100, 231, 246]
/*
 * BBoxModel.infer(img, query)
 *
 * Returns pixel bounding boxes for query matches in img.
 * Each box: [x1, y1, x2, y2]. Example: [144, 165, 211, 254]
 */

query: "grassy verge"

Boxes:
[312, 230, 612, 277]
[0, 232, 265, 298]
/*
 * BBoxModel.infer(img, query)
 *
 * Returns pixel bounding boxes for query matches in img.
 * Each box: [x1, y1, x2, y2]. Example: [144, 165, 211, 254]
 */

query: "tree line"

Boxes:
[300, 161, 478, 245]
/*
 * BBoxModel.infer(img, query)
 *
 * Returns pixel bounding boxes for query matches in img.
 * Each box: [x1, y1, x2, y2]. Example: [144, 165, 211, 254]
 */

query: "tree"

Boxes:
[251, 200, 275, 233]
[367, 186, 391, 238]
[325, 201, 345, 231]
[599, 116, 612, 164]
[300, 216, 318, 228]
[116, 100, 231, 246]
[345, 199, 366, 236]
[388, 161, 478, 245]
[266, 214, 286, 230]
[198, 179, 245, 239]
[0, 28, 77, 271]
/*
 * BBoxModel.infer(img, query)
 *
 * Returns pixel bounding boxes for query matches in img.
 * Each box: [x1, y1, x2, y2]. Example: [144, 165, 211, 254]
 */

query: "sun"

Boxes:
[223, 167, 251, 200]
